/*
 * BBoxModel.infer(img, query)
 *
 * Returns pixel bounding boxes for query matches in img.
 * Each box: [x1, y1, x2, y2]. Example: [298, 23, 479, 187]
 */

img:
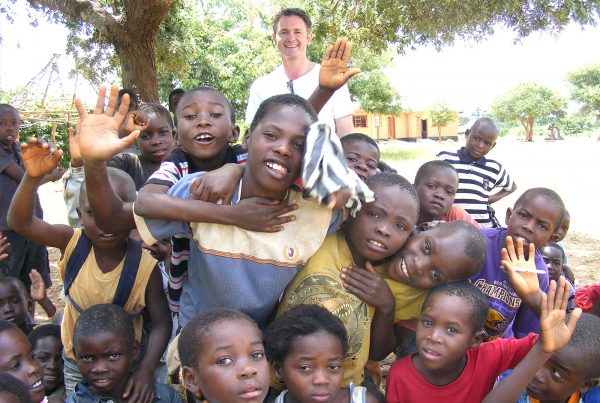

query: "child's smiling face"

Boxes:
[0, 328, 44, 403]
[388, 225, 476, 290]
[176, 90, 239, 170]
[345, 184, 418, 266]
[32, 335, 64, 395]
[243, 104, 313, 200]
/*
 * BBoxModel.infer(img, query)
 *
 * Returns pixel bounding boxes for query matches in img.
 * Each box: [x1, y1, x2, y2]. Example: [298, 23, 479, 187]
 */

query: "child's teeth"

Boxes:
[267, 162, 288, 173]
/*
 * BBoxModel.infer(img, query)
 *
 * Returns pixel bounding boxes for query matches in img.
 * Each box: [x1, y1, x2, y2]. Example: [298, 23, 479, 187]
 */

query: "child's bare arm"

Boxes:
[7, 140, 73, 250]
[502, 236, 543, 315]
[123, 266, 171, 402]
[136, 182, 298, 233]
[482, 278, 581, 403]
[190, 163, 245, 204]
[341, 262, 396, 360]
[28, 269, 58, 320]
[489, 182, 517, 204]
[308, 37, 360, 115]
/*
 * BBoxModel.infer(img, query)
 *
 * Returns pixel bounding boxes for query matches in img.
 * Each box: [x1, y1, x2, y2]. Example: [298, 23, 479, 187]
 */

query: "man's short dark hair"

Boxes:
[424, 281, 490, 332]
[28, 324, 61, 348]
[514, 187, 565, 230]
[0, 104, 19, 116]
[73, 304, 135, 350]
[365, 172, 419, 207]
[414, 160, 458, 186]
[470, 117, 498, 135]
[139, 103, 175, 130]
[0, 373, 30, 403]
[272, 8, 312, 34]
[437, 221, 486, 275]
[179, 308, 257, 369]
[117, 88, 139, 110]
[265, 304, 348, 364]
[80, 167, 136, 206]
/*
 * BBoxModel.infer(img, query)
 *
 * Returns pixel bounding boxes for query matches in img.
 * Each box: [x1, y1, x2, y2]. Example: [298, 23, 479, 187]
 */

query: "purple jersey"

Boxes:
[471, 228, 549, 340]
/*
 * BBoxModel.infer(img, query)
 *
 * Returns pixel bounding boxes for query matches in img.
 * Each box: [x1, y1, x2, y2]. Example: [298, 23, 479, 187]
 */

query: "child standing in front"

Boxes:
[7, 139, 171, 397]
[0, 104, 62, 295]
[437, 117, 516, 228]
[68, 304, 182, 403]
[385, 276, 580, 403]
[178, 308, 270, 403]
[265, 304, 378, 402]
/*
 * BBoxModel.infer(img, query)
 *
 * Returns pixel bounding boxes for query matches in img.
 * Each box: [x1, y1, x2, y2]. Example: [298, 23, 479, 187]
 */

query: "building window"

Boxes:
[353, 115, 367, 128]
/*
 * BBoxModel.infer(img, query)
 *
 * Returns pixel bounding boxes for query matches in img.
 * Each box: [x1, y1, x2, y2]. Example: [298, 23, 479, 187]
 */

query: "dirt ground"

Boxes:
[35, 136, 600, 321]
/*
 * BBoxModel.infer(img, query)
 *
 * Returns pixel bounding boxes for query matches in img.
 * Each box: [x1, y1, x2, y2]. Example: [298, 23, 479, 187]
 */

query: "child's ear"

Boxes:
[505, 207, 513, 224]
[470, 330, 486, 349]
[229, 125, 240, 143]
[182, 366, 203, 399]
[272, 362, 283, 380]
[131, 340, 140, 362]
[243, 130, 252, 149]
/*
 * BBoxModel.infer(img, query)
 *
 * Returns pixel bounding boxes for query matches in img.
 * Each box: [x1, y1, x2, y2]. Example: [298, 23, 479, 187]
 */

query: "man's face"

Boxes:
[273, 15, 312, 61]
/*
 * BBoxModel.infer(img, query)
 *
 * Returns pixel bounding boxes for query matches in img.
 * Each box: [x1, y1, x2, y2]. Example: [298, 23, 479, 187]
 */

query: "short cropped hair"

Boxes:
[0, 373, 30, 403]
[28, 324, 61, 348]
[79, 167, 136, 206]
[249, 94, 317, 132]
[470, 117, 498, 134]
[414, 160, 458, 186]
[179, 309, 257, 369]
[139, 102, 174, 130]
[177, 87, 236, 124]
[542, 242, 565, 262]
[264, 304, 348, 364]
[425, 281, 489, 332]
[168, 88, 185, 103]
[73, 304, 135, 350]
[365, 172, 419, 206]
[340, 133, 380, 155]
[514, 187, 565, 229]
[442, 221, 487, 273]
[0, 104, 19, 116]
[377, 160, 397, 173]
[273, 8, 312, 34]
[565, 313, 600, 378]
[118, 88, 138, 108]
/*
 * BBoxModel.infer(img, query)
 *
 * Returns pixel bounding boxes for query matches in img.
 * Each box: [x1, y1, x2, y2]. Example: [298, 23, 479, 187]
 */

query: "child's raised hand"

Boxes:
[28, 269, 47, 303]
[539, 277, 582, 353]
[502, 236, 542, 304]
[68, 126, 83, 167]
[21, 138, 63, 178]
[319, 37, 361, 91]
[74, 85, 144, 162]
[341, 262, 395, 311]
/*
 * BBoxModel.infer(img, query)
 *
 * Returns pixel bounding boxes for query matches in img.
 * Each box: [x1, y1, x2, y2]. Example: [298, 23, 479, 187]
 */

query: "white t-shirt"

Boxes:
[245, 64, 354, 135]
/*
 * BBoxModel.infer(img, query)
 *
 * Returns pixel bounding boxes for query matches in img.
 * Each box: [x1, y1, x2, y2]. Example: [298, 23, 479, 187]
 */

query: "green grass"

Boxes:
[380, 147, 427, 162]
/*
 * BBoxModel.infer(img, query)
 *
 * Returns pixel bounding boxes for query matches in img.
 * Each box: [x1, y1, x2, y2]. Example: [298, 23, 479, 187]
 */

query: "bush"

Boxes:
[19, 122, 73, 168]
[556, 115, 599, 136]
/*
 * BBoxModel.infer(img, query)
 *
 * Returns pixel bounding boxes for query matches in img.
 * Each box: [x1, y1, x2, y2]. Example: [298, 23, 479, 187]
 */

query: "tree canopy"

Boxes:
[491, 82, 567, 141]
[428, 100, 456, 139]
[567, 64, 600, 118]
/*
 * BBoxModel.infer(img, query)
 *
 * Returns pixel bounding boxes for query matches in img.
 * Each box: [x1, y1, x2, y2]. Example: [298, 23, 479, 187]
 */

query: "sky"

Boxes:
[1, 3, 599, 113]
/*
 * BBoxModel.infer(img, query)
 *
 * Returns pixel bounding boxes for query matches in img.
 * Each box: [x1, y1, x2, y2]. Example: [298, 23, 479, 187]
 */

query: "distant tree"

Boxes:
[567, 64, 600, 120]
[428, 100, 456, 140]
[492, 83, 567, 141]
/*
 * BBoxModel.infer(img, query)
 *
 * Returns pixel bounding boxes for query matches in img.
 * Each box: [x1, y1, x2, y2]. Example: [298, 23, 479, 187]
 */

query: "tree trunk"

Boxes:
[525, 116, 535, 141]
[113, 37, 159, 102]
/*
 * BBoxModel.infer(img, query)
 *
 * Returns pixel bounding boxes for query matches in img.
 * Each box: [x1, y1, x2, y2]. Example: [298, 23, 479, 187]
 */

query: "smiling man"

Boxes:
[245, 8, 355, 137]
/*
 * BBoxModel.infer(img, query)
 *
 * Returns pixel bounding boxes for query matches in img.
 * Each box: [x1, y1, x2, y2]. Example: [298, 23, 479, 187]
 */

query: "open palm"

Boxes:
[319, 37, 361, 91]
[74, 85, 143, 162]
[539, 279, 581, 353]
[501, 236, 540, 297]
[21, 139, 62, 178]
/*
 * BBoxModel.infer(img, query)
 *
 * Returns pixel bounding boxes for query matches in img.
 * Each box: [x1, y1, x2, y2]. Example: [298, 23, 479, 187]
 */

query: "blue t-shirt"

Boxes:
[135, 172, 342, 328]
[471, 228, 550, 340]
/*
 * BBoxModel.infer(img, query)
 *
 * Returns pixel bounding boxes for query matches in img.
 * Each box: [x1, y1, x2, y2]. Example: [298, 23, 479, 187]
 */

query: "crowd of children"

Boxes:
[1, 7, 600, 403]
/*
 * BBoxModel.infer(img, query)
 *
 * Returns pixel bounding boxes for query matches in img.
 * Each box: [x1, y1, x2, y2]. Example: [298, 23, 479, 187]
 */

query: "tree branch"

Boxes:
[27, 0, 121, 34]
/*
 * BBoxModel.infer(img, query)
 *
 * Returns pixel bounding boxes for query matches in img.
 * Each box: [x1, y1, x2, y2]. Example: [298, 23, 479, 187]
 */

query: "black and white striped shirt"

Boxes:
[437, 147, 513, 228]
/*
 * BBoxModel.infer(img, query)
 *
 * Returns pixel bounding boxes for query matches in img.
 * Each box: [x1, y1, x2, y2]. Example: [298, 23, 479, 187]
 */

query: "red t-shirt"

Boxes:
[443, 205, 480, 228]
[385, 333, 537, 403]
